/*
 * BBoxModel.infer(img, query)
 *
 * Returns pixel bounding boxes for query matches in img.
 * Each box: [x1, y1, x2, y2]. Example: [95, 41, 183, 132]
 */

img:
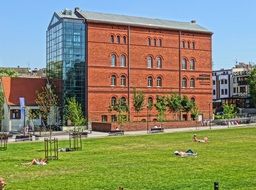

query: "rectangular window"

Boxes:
[10, 109, 21, 119]
[233, 87, 236, 93]
[101, 115, 108, 123]
[240, 87, 246, 93]
[213, 89, 216, 95]
[225, 89, 228, 95]
[111, 115, 117, 122]
[213, 80, 216, 85]
[221, 89, 224, 95]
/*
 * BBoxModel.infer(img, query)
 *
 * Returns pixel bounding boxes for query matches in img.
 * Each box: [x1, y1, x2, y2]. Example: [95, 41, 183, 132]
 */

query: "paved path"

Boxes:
[7, 123, 255, 143]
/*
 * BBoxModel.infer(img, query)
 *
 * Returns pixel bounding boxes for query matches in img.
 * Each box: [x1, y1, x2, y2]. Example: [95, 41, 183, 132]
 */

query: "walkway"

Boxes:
[7, 123, 255, 143]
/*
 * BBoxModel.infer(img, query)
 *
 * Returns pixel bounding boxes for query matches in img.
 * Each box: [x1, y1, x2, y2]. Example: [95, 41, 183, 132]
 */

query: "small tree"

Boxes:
[191, 104, 200, 120]
[223, 103, 236, 119]
[64, 97, 86, 130]
[147, 98, 153, 122]
[35, 84, 58, 128]
[166, 93, 182, 120]
[154, 95, 167, 122]
[133, 88, 145, 121]
[109, 98, 129, 129]
[181, 96, 194, 113]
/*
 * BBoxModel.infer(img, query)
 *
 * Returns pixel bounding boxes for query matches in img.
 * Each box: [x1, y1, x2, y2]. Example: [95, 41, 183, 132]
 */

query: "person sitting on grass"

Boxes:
[193, 134, 208, 143]
[0, 177, 6, 190]
[174, 149, 197, 157]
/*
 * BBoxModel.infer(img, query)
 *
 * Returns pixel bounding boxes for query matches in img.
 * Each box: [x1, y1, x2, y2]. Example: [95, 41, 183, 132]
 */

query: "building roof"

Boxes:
[1, 77, 47, 106]
[76, 10, 212, 34]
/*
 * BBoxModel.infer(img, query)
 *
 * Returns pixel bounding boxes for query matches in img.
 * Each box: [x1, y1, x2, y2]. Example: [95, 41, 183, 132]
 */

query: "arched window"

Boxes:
[121, 75, 126, 86]
[111, 97, 117, 106]
[117, 36, 120, 44]
[148, 97, 153, 106]
[111, 75, 116, 86]
[154, 39, 157, 46]
[148, 38, 151, 46]
[157, 77, 162, 87]
[156, 57, 162, 68]
[190, 59, 195, 70]
[147, 56, 153, 68]
[159, 39, 162, 47]
[192, 42, 195, 49]
[147, 76, 153, 87]
[191, 97, 195, 102]
[120, 55, 126, 67]
[182, 58, 187, 70]
[182, 77, 187, 88]
[181, 41, 185, 48]
[190, 78, 195, 88]
[123, 36, 127, 44]
[187, 41, 190, 49]
[121, 97, 126, 105]
[110, 35, 114, 43]
[111, 54, 116, 67]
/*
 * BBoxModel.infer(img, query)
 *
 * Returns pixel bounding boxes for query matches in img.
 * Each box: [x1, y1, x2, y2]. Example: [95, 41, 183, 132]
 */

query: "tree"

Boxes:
[166, 93, 182, 120]
[181, 96, 194, 113]
[35, 84, 58, 127]
[223, 103, 236, 119]
[154, 95, 167, 122]
[64, 97, 87, 129]
[133, 88, 145, 121]
[248, 67, 256, 106]
[0, 69, 19, 77]
[191, 105, 200, 120]
[109, 98, 129, 128]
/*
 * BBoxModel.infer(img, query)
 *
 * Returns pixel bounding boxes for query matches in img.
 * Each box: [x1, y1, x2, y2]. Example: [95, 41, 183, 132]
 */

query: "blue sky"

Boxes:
[0, 0, 255, 70]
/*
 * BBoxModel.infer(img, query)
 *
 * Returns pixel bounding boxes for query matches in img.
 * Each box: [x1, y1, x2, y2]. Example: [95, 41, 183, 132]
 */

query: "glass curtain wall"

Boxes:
[46, 15, 86, 124]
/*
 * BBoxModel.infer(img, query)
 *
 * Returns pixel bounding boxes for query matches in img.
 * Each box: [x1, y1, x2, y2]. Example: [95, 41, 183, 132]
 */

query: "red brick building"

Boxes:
[48, 8, 213, 124]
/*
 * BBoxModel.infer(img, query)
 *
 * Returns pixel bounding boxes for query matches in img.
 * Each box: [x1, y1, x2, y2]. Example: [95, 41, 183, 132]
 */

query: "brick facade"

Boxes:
[86, 22, 212, 123]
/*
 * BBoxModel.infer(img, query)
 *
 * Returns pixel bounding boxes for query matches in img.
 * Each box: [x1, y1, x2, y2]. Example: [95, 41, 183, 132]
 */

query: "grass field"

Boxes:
[0, 127, 256, 190]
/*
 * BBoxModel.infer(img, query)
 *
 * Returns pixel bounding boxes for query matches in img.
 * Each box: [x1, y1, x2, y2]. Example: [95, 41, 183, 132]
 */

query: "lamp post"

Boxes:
[209, 102, 212, 129]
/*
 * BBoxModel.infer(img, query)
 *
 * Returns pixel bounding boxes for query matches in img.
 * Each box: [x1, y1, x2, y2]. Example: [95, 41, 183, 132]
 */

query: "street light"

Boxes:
[209, 102, 212, 129]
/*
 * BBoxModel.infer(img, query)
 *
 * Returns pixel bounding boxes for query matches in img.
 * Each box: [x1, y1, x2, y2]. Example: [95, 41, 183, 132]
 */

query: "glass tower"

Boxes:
[46, 10, 86, 124]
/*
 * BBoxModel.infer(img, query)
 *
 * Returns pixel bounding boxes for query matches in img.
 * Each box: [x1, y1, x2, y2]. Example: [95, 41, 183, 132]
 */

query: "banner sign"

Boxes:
[19, 97, 25, 108]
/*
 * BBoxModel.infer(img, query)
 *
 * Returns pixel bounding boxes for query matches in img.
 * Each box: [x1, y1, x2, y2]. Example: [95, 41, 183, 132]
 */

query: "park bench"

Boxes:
[109, 130, 124, 136]
[15, 135, 39, 142]
[80, 131, 88, 137]
[150, 127, 164, 133]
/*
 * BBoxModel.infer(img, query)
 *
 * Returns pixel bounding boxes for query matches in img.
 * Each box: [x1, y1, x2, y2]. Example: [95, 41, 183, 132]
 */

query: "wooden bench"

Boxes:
[109, 130, 124, 136]
[150, 127, 164, 133]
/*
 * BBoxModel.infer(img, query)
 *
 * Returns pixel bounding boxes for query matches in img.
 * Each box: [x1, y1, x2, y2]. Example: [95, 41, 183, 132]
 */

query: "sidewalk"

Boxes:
[7, 123, 255, 143]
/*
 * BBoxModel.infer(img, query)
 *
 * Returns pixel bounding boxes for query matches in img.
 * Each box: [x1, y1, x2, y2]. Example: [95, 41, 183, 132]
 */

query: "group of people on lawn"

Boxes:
[174, 134, 208, 157]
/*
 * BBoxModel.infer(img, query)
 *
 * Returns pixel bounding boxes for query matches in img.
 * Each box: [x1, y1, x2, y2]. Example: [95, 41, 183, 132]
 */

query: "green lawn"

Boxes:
[0, 127, 256, 190]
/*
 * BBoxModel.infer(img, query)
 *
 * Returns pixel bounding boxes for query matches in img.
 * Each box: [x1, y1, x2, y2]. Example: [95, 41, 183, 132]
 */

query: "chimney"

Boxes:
[191, 20, 196, 24]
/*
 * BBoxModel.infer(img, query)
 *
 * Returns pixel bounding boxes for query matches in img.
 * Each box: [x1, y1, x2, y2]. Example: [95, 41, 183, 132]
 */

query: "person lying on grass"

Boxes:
[193, 134, 208, 143]
[22, 158, 48, 166]
[0, 177, 6, 190]
[174, 149, 197, 157]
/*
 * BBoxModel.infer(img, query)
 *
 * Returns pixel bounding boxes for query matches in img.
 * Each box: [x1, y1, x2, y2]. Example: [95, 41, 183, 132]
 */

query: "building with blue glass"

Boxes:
[47, 8, 213, 125]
